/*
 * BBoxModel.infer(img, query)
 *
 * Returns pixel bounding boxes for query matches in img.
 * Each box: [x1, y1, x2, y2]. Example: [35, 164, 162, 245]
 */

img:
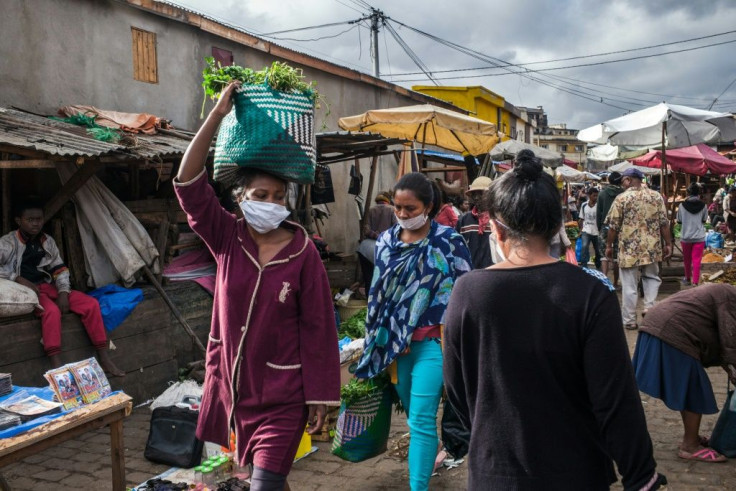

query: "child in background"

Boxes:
[0, 199, 124, 376]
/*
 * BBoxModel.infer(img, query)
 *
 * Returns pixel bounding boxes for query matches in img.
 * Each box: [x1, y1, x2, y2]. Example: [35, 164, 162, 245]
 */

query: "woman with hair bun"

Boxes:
[443, 150, 665, 490]
[356, 172, 471, 491]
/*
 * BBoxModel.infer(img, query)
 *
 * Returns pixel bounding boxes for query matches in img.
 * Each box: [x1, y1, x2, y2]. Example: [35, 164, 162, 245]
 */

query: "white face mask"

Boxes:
[397, 213, 428, 231]
[495, 240, 507, 262]
[239, 200, 290, 234]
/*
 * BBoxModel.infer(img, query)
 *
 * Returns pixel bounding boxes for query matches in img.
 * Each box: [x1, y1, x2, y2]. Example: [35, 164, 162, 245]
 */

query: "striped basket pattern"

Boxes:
[331, 387, 393, 462]
[213, 84, 316, 186]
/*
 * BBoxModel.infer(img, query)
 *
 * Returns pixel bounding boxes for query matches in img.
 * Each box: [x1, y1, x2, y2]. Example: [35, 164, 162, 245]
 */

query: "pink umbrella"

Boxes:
[628, 143, 736, 176]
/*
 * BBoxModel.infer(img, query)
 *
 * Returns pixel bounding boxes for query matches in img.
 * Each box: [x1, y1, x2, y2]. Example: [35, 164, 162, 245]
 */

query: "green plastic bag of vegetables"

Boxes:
[331, 383, 393, 462]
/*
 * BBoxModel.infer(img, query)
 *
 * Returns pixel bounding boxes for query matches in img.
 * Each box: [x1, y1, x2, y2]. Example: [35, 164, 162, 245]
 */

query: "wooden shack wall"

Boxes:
[0, 282, 211, 404]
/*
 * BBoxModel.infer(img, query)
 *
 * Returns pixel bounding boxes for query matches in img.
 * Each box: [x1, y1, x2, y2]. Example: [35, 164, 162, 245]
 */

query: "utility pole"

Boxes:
[370, 9, 382, 78]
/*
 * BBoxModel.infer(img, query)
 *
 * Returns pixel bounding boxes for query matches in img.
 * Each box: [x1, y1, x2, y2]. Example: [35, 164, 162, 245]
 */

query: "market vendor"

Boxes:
[632, 284, 736, 463]
[0, 200, 124, 377]
[175, 82, 340, 491]
[724, 186, 736, 243]
[456, 176, 493, 269]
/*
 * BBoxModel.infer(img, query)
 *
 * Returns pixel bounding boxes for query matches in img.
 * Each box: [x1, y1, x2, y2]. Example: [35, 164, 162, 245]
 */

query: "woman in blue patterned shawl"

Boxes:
[356, 172, 471, 490]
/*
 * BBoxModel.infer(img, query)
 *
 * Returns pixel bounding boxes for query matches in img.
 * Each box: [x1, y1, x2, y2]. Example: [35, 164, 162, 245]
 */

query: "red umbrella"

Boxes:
[628, 143, 736, 176]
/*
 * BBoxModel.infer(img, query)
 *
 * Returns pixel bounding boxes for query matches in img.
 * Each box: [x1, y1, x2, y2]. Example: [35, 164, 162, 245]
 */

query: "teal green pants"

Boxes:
[394, 339, 444, 491]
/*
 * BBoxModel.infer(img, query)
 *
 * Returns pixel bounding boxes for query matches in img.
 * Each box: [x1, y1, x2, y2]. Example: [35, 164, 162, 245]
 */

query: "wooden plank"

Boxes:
[43, 160, 101, 223]
[62, 204, 88, 291]
[51, 218, 65, 266]
[0, 159, 57, 169]
[1, 164, 10, 235]
[108, 358, 179, 404]
[132, 29, 141, 81]
[0, 393, 132, 459]
[155, 216, 170, 275]
[110, 420, 126, 491]
[148, 33, 158, 83]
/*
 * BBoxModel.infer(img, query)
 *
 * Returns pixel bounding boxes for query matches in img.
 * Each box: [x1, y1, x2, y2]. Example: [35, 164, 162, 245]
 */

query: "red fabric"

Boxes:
[175, 172, 340, 474]
[471, 207, 491, 235]
[412, 325, 441, 342]
[628, 144, 736, 176]
[435, 204, 458, 228]
[36, 283, 107, 356]
[565, 248, 578, 265]
[563, 159, 578, 169]
[682, 241, 705, 285]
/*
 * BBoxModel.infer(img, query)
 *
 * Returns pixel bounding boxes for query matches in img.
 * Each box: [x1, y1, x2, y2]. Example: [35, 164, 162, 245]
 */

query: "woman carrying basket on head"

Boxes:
[355, 172, 472, 491]
[175, 82, 340, 491]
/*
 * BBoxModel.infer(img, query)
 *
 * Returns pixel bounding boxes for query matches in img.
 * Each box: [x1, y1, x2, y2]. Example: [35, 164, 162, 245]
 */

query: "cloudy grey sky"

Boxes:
[169, 0, 736, 129]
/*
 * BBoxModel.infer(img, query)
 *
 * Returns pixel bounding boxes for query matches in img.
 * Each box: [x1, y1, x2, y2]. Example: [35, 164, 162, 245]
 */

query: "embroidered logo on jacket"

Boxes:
[279, 282, 292, 303]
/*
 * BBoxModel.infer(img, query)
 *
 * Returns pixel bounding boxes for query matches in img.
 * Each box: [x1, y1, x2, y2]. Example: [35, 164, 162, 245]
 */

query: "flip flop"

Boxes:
[624, 323, 638, 330]
[677, 447, 727, 463]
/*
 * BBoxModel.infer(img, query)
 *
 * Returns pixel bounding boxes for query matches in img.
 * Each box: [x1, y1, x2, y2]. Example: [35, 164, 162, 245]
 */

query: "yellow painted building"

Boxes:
[412, 85, 534, 143]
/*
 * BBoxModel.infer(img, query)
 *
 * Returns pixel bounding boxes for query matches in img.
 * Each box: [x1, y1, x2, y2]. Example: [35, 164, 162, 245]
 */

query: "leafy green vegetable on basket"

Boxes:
[339, 373, 386, 404]
[338, 308, 367, 339]
[200, 57, 321, 118]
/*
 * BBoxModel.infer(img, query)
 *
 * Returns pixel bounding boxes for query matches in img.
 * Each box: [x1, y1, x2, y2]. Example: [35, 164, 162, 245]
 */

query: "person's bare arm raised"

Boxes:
[178, 82, 240, 183]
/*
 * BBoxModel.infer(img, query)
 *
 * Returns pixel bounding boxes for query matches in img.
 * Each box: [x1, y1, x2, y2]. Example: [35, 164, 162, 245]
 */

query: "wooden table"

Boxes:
[0, 392, 133, 491]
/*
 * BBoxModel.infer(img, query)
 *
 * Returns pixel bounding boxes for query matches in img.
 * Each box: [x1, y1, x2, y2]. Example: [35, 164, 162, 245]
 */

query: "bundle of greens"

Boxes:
[201, 57, 320, 117]
[51, 113, 122, 143]
[338, 308, 367, 339]
[340, 373, 389, 406]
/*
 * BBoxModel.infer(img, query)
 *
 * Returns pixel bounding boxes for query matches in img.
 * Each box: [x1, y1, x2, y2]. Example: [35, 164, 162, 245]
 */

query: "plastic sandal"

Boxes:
[677, 447, 727, 463]
[624, 323, 638, 330]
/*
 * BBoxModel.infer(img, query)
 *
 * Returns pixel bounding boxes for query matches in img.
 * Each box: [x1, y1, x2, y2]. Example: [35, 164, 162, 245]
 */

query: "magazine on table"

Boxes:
[44, 367, 84, 410]
[68, 358, 112, 404]
[0, 391, 62, 422]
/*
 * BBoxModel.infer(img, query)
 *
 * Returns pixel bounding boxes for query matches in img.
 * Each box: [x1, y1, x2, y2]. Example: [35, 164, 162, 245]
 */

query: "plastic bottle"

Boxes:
[201, 465, 214, 487]
[193, 465, 204, 484]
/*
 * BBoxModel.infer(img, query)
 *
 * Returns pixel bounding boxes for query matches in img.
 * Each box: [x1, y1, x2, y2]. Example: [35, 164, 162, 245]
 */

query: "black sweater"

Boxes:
[444, 262, 657, 490]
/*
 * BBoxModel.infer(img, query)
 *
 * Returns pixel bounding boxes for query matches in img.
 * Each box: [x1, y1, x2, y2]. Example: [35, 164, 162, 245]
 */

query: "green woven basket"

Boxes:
[214, 84, 316, 186]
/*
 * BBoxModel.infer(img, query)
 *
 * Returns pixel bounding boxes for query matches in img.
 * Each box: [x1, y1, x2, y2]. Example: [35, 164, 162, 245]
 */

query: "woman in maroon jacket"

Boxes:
[175, 83, 340, 490]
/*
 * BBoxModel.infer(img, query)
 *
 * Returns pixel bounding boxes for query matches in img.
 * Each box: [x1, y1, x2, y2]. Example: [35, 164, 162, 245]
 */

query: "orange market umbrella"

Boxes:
[338, 104, 498, 155]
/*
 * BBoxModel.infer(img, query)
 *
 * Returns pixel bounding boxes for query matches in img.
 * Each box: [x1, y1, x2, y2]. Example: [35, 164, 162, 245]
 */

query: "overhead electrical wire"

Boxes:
[263, 24, 361, 42]
[380, 18, 736, 111]
[259, 18, 367, 37]
[383, 19, 638, 111]
[387, 29, 736, 76]
[384, 21, 439, 85]
[386, 23, 736, 81]
[708, 75, 736, 110]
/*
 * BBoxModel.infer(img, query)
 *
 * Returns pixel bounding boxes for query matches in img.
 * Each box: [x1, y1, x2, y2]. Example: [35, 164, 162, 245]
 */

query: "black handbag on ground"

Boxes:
[144, 406, 203, 468]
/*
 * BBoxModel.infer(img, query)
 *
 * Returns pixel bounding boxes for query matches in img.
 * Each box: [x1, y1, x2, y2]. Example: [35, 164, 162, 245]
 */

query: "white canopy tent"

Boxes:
[577, 103, 736, 148]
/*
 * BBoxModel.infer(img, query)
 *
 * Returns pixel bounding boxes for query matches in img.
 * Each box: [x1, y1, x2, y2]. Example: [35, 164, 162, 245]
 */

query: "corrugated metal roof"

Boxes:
[0, 108, 196, 160]
[0, 108, 123, 157]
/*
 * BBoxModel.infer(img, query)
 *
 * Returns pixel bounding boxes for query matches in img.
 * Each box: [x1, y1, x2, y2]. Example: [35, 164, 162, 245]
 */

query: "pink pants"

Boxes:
[682, 241, 705, 285]
[36, 283, 107, 356]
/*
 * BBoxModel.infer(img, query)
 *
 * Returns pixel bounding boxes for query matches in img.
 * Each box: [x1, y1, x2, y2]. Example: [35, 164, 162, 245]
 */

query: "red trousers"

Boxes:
[36, 283, 107, 356]
[682, 241, 705, 285]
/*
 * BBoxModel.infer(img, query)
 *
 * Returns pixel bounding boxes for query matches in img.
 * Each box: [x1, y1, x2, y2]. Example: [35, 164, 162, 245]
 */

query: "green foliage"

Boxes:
[565, 225, 580, 241]
[200, 57, 322, 118]
[51, 113, 121, 143]
[338, 308, 367, 339]
[340, 373, 391, 407]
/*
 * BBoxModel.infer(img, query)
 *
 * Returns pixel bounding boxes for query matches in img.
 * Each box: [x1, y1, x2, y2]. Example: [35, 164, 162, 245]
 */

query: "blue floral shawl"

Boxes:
[355, 221, 472, 379]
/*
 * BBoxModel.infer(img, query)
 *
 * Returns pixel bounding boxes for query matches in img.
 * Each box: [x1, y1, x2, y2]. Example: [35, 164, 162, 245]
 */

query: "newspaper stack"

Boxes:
[0, 412, 21, 431]
[0, 373, 11, 396]
[0, 394, 62, 422]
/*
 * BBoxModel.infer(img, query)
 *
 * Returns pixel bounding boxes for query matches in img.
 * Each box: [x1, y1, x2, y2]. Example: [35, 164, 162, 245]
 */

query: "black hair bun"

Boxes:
[513, 149, 543, 181]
